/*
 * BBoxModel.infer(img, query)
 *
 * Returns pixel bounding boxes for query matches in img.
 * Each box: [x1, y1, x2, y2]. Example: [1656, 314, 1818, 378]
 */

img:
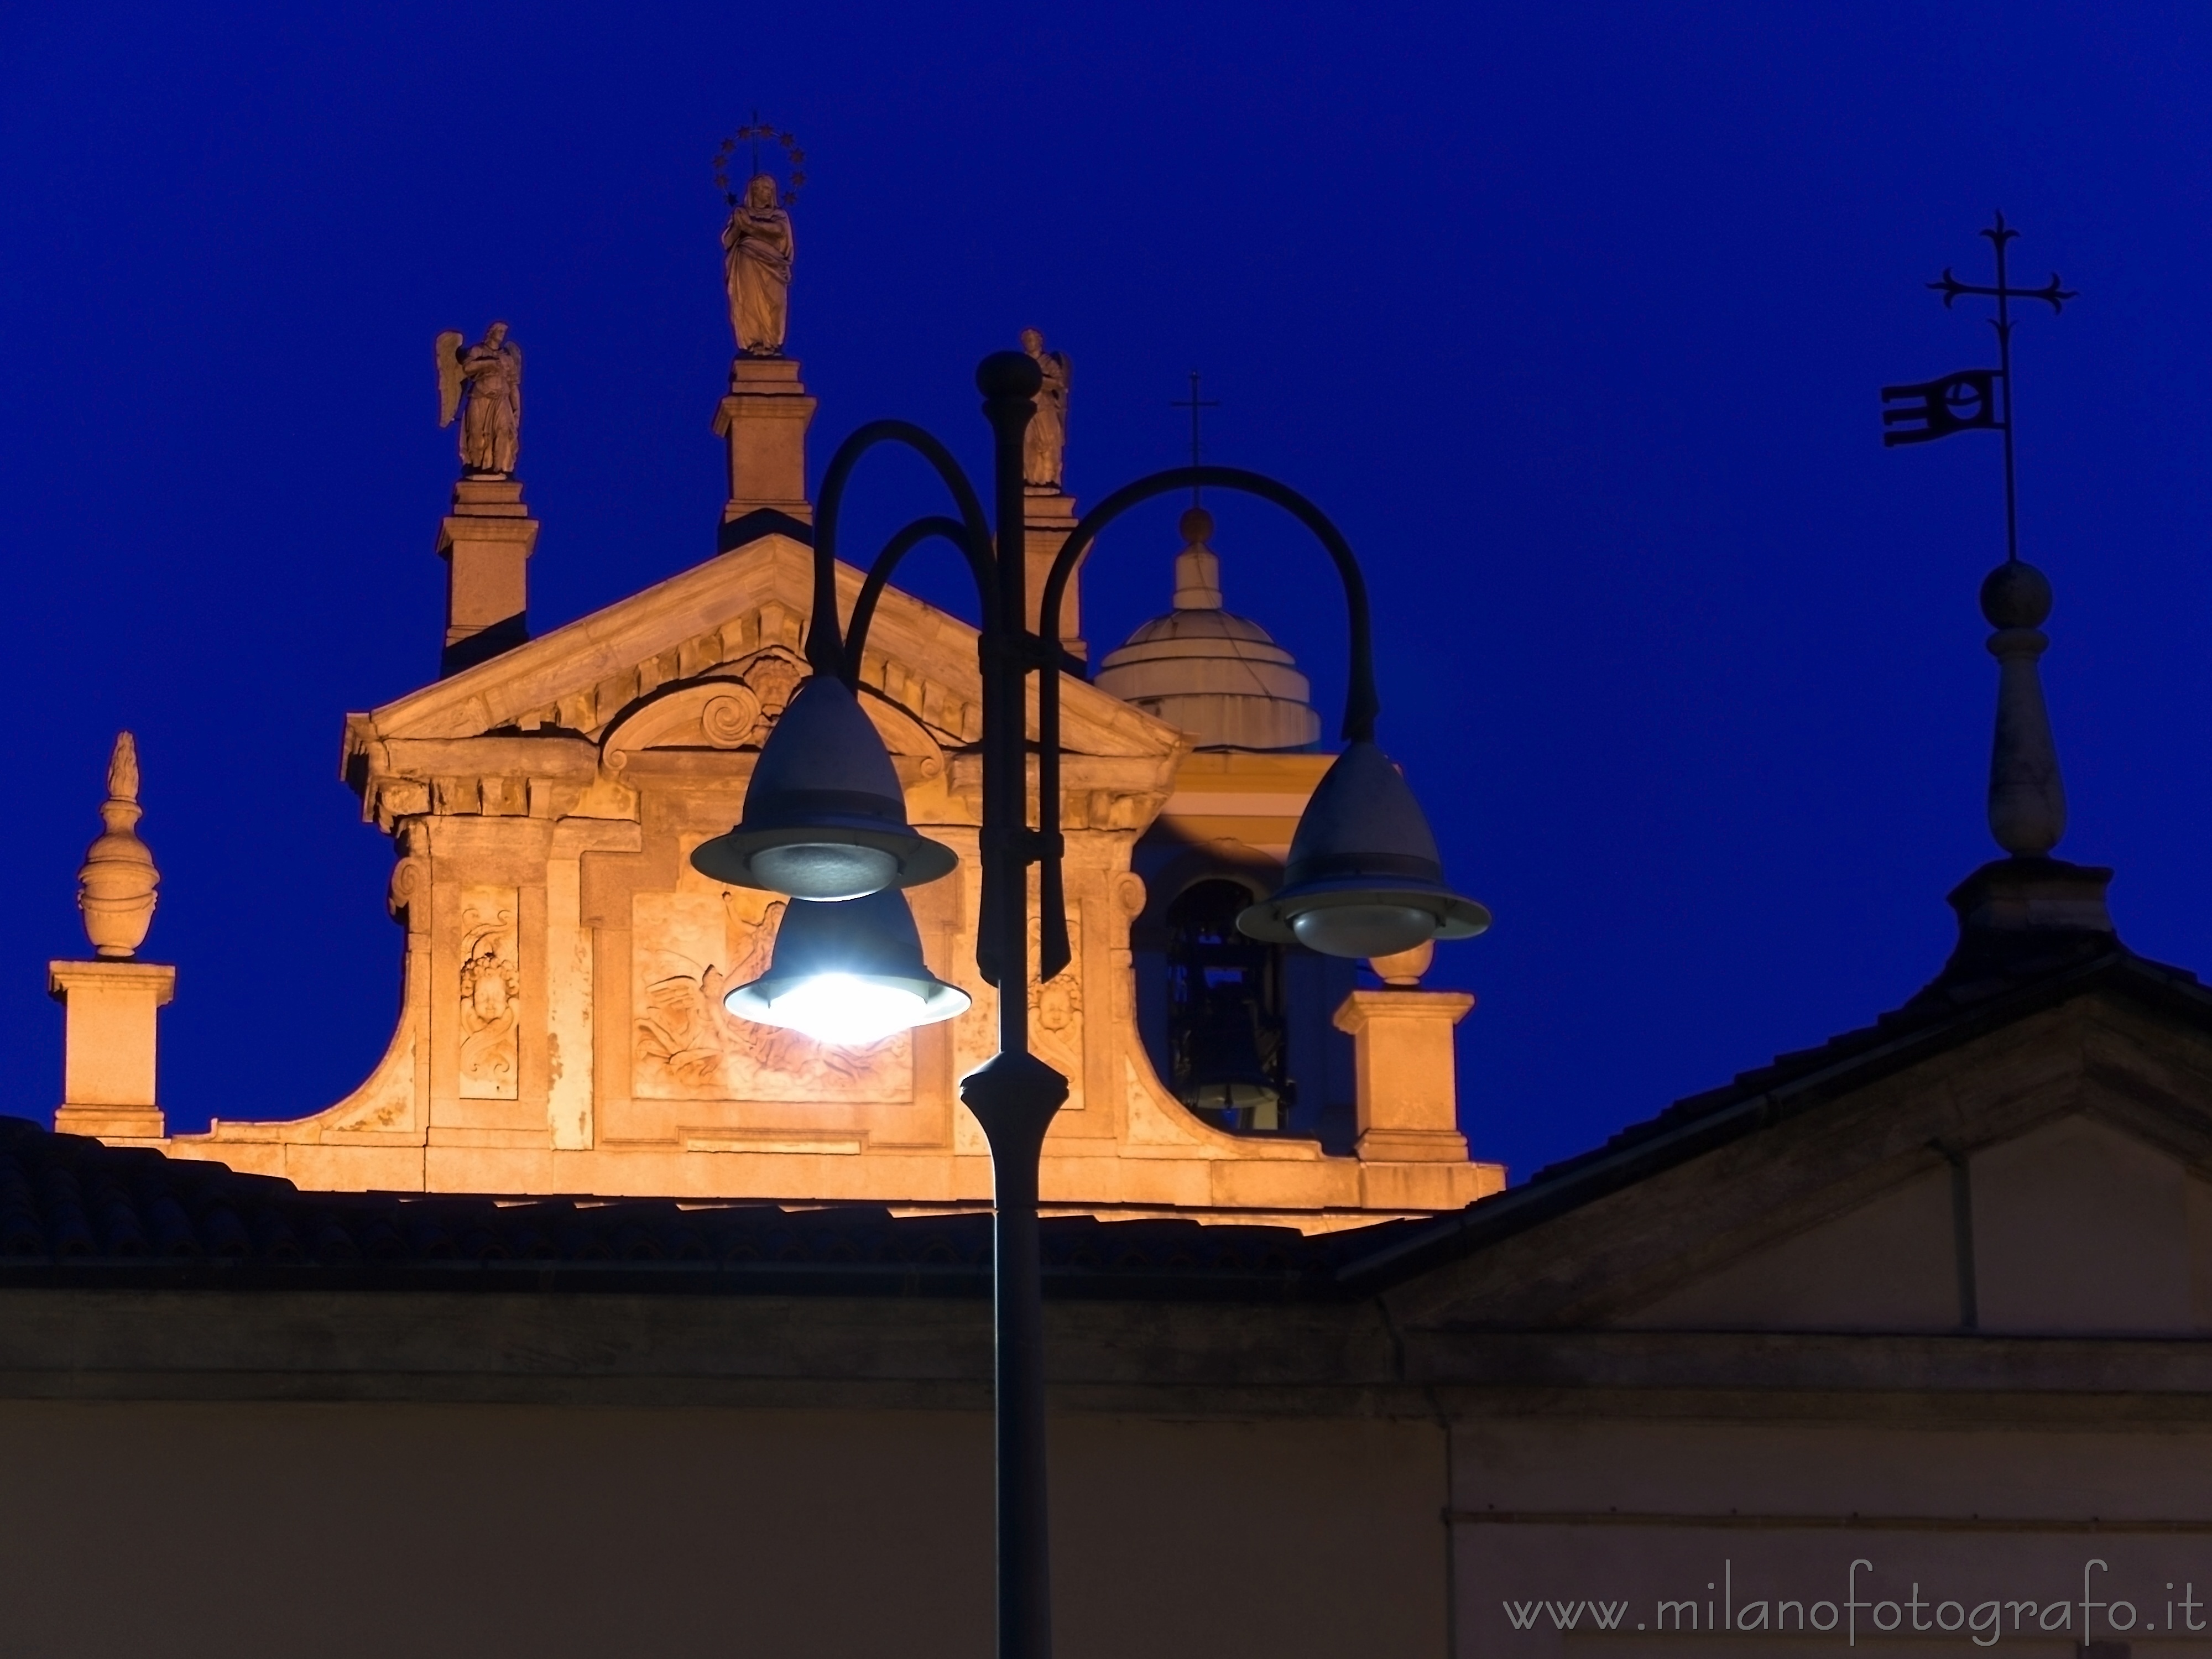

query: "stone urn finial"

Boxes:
[1367, 938, 1434, 986]
[78, 732, 158, 959]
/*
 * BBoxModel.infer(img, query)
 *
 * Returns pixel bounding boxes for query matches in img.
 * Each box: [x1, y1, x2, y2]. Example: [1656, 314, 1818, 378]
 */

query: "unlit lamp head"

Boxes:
[723, 887, 969, 1046]
[1237, 740, 1489, 959]
[745, 842, 901, 901]
[690, 675, 957, 901]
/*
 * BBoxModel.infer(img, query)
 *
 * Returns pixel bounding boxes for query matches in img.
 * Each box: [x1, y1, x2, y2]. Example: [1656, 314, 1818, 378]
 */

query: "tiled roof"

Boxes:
[0, 1117, 1418, 1300]
[1337, 884, 2212, 1290]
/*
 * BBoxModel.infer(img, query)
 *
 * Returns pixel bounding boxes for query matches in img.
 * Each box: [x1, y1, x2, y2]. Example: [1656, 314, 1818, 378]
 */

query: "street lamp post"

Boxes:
[692, 350, 1486, 1659]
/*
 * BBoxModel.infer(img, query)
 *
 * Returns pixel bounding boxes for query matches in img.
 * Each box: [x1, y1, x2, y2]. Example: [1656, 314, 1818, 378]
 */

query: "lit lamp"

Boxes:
[695, 351, 1486, 1659]
[723, 887, 969, 1045]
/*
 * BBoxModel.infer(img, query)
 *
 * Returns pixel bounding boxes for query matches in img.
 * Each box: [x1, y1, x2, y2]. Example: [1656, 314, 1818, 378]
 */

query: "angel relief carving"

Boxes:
[1028, 910, 1083, 1110]
[952, 909, 1083, 1113]
[458, 887, 520, 1099]
[632, 888, 911, 1104]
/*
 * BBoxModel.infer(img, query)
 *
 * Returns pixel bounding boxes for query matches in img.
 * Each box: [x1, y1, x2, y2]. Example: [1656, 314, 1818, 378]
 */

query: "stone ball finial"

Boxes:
[78, 732, 158, 959]
[1981, 560, 2053, 629]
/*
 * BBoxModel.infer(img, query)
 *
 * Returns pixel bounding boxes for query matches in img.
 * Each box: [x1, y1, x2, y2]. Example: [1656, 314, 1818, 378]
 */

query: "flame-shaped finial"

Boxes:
[77, 732, 158, 958]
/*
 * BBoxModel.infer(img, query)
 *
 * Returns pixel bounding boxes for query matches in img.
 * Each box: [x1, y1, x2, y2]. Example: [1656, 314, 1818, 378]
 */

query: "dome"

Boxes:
[1092, 507, 1321, 750]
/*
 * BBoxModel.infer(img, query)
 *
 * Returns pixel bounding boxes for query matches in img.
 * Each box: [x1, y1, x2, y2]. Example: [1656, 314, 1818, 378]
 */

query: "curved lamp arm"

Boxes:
[842, 515, 996, 686]
[804, 419, 1020, 992]
[1029, 467, 1380, 982]
[812, 421, 995, 677]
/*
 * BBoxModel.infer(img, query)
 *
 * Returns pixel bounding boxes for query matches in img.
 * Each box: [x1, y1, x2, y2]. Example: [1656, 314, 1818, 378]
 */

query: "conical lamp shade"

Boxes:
[1237, 740, 1490, 958]
[724, 887, 970, 1047]
[691, 676, 957, 900]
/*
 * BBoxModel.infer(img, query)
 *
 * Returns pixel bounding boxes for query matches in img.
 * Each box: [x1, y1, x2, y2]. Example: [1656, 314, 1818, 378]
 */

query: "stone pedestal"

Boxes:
[50, 959, 175, 1142]
[715, 357, 816, 547]
[438, 477, 538, 676]
[1332, 988, 1474, 1162]
[1022, 489, 1084, 662]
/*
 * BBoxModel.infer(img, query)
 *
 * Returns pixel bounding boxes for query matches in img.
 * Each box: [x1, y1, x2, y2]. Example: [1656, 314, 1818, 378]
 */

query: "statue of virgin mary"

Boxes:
[723, 174, 794, 356]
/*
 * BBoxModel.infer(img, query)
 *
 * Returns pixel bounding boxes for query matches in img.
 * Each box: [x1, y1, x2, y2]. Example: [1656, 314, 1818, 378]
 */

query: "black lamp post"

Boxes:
[692, 350, 1486, 1659]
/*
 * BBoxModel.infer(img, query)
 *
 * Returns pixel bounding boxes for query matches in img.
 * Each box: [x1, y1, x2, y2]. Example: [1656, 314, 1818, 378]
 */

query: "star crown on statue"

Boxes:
[715, 118, 806, 207]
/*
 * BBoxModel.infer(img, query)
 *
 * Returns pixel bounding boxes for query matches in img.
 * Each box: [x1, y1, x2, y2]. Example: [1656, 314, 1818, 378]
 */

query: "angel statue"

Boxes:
[723, 174, 794, 357]
[435, 322, 523, 476]
[1020, 327, 1071, 491]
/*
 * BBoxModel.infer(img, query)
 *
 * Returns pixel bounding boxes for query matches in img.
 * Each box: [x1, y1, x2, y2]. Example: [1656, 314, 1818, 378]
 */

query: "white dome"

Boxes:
[1092, 508, 1321, 751]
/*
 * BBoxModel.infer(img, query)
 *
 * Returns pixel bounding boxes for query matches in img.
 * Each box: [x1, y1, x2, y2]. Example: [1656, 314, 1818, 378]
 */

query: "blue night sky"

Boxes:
[2, 3, 2208, 1182]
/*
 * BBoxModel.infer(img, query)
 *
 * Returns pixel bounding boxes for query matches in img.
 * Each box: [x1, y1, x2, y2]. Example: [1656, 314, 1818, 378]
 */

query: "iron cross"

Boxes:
[1881, 211, 2078, 567]
[1172, 371, 1220, 503]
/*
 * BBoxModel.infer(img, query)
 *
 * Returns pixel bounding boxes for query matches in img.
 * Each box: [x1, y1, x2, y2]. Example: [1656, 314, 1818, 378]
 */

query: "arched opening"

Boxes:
[1164, 878, 1291, 1131]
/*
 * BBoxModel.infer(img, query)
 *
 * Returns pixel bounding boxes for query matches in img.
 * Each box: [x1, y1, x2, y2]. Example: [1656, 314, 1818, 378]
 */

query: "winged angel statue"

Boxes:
[435, 322, 523, 476]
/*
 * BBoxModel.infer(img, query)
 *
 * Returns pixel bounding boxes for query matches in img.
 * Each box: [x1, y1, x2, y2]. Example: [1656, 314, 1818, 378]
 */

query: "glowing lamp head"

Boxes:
[690, 675, 957, 901]
[741, 972, 940, 1046]
[1237, 740, 1490, 959]
[723, 888, 969, 1047]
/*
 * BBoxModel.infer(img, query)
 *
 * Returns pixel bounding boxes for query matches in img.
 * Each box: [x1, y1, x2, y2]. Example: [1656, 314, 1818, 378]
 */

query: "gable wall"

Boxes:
[1383, 985, 2212, 1653]
[1974, 1113, 2198, 1333]
[1619, 1115, 2212, 1339]
[1617, 1166, 1962, 1333]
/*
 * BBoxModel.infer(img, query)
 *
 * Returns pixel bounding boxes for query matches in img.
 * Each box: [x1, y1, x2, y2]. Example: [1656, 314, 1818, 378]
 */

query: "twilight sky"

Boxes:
[2, 2, 2208, 1181]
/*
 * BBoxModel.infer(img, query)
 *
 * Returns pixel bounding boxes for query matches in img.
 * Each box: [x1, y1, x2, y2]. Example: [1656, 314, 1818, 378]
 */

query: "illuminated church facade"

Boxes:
[15, 212, 2212, 1659]
[49, 346, 1497, 1224]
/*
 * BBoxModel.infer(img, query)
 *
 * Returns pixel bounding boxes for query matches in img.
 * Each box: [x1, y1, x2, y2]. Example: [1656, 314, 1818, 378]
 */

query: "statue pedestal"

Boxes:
[1333, 988, 1475, 1162]
[50, 959, 174, 1143]
[1023, 489, 1085, 664]
[715, 357, 816, 547]
[438, 477, 538, 677]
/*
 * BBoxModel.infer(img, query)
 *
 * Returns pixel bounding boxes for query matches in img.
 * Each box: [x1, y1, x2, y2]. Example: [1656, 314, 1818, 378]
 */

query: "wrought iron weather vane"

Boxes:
[1880, 211, 2078, 564]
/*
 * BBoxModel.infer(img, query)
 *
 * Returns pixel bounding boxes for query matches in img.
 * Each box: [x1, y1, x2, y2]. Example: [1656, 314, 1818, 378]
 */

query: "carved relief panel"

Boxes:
[632, 886, 912, 1104]
[458, 885, 520, 1099]
[1029, 910, 1084, 1110]
[954, 907, 1085, 1114]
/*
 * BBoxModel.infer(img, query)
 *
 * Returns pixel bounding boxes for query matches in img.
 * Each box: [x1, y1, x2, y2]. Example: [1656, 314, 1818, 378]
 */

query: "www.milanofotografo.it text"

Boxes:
[1501, 1561, 2206, 1645]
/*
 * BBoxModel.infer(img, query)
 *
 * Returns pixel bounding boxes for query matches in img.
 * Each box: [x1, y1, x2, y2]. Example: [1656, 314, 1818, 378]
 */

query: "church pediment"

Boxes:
[347, 534, 1182, 828]
[1380, 969, 2212, 1337]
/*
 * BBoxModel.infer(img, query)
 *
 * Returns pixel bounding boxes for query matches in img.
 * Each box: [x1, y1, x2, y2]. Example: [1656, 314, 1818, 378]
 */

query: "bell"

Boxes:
[1177, 1000, 1280, 1117]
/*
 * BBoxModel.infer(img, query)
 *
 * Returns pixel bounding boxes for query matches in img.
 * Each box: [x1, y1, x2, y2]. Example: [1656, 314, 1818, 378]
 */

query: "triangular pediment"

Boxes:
[361, 533, 1182, 763]
[1377, 966, 2212, 1338]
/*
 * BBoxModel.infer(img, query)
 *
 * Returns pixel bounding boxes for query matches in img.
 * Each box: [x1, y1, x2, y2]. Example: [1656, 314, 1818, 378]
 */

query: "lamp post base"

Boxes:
[961, 1049, 1069, 1659]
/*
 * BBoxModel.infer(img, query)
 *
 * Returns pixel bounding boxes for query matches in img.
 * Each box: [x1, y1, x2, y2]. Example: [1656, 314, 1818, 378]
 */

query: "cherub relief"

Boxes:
[457, 894, 520, 1099]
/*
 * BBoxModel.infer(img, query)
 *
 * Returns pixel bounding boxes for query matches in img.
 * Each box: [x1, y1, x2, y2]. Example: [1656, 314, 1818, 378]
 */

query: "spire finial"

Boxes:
[77, 732, 159, 959]
[1880, 217, 2081, 860]
[1172, 506, 1223, 610]
[1981, 560, 2067, 857]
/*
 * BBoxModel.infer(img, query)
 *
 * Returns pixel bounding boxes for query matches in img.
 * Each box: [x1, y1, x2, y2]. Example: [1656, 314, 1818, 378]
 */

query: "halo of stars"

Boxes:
[714, 122, 806, 208]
